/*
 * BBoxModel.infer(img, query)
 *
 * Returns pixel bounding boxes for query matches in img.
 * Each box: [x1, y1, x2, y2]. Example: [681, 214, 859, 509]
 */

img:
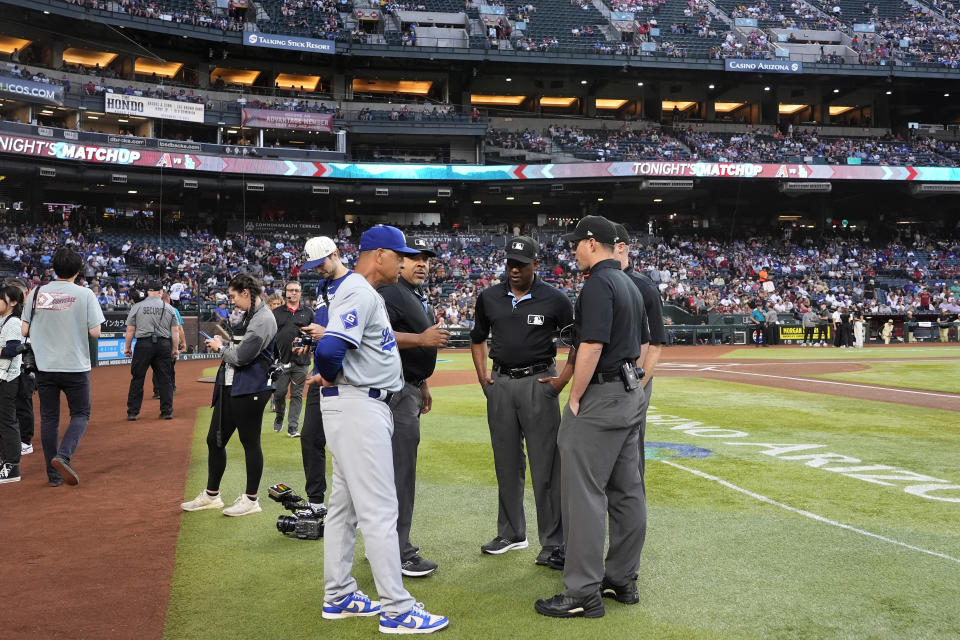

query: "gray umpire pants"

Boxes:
[558, 380, 645, 598]
[272, 362, 309, 434]
[389, 381, 423, 563]
[483, 366, 563, 549]
[322, 387, 415, 617]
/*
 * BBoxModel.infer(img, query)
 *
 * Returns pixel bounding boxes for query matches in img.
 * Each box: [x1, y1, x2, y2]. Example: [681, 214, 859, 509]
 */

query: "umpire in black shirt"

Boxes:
[271, 281, 314, 436]
[470, 236, 574, 564]
[123, 280, 180, 421]
[536, 216, 647, 619]
[378, 237, 450, 578]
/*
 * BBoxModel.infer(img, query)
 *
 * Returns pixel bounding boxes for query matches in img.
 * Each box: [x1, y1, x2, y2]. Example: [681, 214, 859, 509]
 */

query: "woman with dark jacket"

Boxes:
[181, 274, 277, 517]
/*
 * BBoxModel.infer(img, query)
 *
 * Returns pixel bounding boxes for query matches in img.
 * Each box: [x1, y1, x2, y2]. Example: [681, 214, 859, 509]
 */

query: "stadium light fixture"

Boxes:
[506, 196, 515, 201]
[345, 198, 355, 203]
[428, 200, 437, 204]
[886, 90, 893, 95]
[580, 80, 588, 85]
[833, 88, 840, 93]
[653, 198, 663, 203]
[637, 82, 644, 86]
[532, 201, 541, 205]
[473, 200, 482, 204]
[763, 86, 771, 91]
[127, 190, 137, 194]
[708, 84, 715, 89]
[505, 77, 512, 82]
[945, 93, 951, 97]
[597, 197, 604, 202]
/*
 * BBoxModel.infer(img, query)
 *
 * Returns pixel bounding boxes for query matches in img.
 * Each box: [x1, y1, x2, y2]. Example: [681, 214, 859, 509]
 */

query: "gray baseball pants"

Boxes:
[558, 381, 646, 598]
[272, 362, 309, 434]
[389, 381, 423, 563]
[322, 386, 415, 616]
[483, 366, 563, 548]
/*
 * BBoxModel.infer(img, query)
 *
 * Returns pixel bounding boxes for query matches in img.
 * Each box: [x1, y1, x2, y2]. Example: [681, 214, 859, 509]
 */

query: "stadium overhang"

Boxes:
[62, 47, 119, 68]
[134, 58, 184, 79]
[0, 35, 31, 55]
[210, 68, 261, 86]
[276, 74, 322, 91]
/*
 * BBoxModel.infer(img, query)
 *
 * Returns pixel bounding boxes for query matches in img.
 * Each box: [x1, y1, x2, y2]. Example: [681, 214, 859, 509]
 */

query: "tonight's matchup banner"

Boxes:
[2, 132, 959, 182]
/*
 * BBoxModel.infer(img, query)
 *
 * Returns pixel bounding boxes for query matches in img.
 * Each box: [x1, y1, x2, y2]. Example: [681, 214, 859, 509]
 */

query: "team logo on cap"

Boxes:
[511, 241, 525, 250]
[341, 310, 358, 329]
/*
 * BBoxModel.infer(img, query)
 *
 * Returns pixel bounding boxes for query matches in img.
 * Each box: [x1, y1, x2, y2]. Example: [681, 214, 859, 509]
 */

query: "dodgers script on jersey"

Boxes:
[323, 272, 404, 392]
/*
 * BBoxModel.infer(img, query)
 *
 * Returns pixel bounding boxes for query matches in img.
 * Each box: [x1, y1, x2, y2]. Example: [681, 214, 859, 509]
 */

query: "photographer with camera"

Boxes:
[22, 247, 105, 487]
[271, 281, 313, 436]
[0, 284, 26, 483]
[181, 273, 277, 517]
[123, 281, 180, 421]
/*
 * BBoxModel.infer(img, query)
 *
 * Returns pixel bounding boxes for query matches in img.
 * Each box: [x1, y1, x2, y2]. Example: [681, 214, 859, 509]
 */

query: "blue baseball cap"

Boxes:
[359, 225, 420, 255]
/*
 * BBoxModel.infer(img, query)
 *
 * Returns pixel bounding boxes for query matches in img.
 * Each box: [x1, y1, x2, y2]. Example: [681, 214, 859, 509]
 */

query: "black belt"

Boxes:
[492, 360, 553, 379]
[136, 336, 171, 340]
[589, 364, 646, 385]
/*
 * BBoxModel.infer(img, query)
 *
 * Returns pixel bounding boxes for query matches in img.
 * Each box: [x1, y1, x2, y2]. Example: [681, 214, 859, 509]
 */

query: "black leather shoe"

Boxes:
[127, 414, 138, 421]
[600, 579, 640, 604]
[535, 546, 559, 566]
[160, 413, 173, 420]
[535, 592, 604, 618]
[546, 546, 565, 570]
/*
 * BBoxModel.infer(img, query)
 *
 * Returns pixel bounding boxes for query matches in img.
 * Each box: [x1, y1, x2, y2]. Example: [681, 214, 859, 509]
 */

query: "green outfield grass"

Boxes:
[166, 362, 960, 640]
[809, 360, 960, 394]
[718, 344, 960, 360]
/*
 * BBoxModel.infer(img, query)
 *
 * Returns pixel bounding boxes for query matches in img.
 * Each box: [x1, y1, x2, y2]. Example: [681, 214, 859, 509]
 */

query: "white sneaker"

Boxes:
[181, 490, 224, 512]
[21, 443, 33, 455]
[223, 495, 262, 517]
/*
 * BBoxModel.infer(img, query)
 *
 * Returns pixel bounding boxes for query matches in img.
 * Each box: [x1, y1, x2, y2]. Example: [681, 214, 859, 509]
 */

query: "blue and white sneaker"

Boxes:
[322, 590, 382, 619]
[379, 603, 449, 634]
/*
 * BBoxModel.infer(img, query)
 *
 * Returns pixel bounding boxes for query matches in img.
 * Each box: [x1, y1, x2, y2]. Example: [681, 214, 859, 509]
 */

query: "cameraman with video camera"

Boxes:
[271, 281, 313, 437]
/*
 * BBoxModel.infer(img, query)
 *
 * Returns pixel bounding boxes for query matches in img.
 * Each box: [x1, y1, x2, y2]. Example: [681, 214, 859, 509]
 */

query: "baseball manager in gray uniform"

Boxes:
[470, 236, 574, 565]
[536, 215, 647, 619]
[306, 225, 448, 635]
[123, 280, 180, 421]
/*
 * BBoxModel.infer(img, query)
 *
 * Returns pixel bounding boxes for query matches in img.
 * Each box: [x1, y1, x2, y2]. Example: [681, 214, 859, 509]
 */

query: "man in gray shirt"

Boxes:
[763, 303, 779, 347]
[801, 304, 818, 346]
[123, 281, 180, 421]
[21, 247, 105, 487]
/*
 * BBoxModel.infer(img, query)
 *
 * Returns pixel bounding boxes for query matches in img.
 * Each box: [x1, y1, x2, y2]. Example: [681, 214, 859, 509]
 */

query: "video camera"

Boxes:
[268, 483, 325, 540]
[292, 318, 318, 351]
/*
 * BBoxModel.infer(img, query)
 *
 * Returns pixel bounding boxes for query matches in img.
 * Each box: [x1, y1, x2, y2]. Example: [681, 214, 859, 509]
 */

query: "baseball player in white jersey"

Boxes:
[304, 226, 448, 635]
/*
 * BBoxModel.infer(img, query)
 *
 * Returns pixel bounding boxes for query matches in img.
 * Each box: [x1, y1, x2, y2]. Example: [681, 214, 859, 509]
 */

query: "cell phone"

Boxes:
[200, 331, 213, 340]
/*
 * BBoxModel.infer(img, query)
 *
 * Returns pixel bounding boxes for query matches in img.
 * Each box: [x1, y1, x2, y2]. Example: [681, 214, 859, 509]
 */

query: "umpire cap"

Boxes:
[505, 236, 538, 264]
[410, 237, 437, 257]
[562, 215, 618, 245]
[613, 223, 631, 244]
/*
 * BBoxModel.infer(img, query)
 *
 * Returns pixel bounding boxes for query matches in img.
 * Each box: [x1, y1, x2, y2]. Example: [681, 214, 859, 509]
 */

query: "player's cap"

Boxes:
[613, 223, 631, 244]
[145, 280, 163, 291]
[359, 225, 420, 255]
[505, 236, 538, 264]
[410, 237, 437, 257]
[302, 236, 337, 270]
[562, 215, 619, 245]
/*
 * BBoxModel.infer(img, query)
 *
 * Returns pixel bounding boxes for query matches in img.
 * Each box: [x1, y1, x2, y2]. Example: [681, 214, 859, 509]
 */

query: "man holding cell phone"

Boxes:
[124, 281, 180, 421]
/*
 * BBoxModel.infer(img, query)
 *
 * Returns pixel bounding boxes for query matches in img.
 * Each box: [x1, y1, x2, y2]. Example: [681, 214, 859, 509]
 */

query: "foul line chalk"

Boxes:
[701, 367, 960, 400]
[662, 459, 960, 565]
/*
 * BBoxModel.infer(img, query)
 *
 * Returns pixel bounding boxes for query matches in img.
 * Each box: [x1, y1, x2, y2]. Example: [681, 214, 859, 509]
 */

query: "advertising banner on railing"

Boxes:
[241, 109, 334, 131]
[725, 58, 804, 73]
[105, 94, 205, 123]
[3, 132, 960, 182]
[0, 77, 65, 106]
[244, 31, 336, 54]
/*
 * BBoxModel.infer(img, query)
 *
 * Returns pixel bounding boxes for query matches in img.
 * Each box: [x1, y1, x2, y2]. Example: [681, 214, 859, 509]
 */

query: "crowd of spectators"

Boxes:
[2, 222, 959, 332]
[679, 129, 960, 166]
[550, 124, 692, 160]
[59, 0, 244, 31]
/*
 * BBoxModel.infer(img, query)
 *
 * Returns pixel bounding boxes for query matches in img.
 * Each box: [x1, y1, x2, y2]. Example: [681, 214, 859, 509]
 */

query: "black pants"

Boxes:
[206, 385, 270, 496]
[17, 373, 34, 445]
[300, 383, 327, 504]
[389, 381, 423, 562]
[153, 358, 176, 394]
[127, 338, 173, 416]
[0, 377, 20, 464]
[803, 326, 816, 343]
